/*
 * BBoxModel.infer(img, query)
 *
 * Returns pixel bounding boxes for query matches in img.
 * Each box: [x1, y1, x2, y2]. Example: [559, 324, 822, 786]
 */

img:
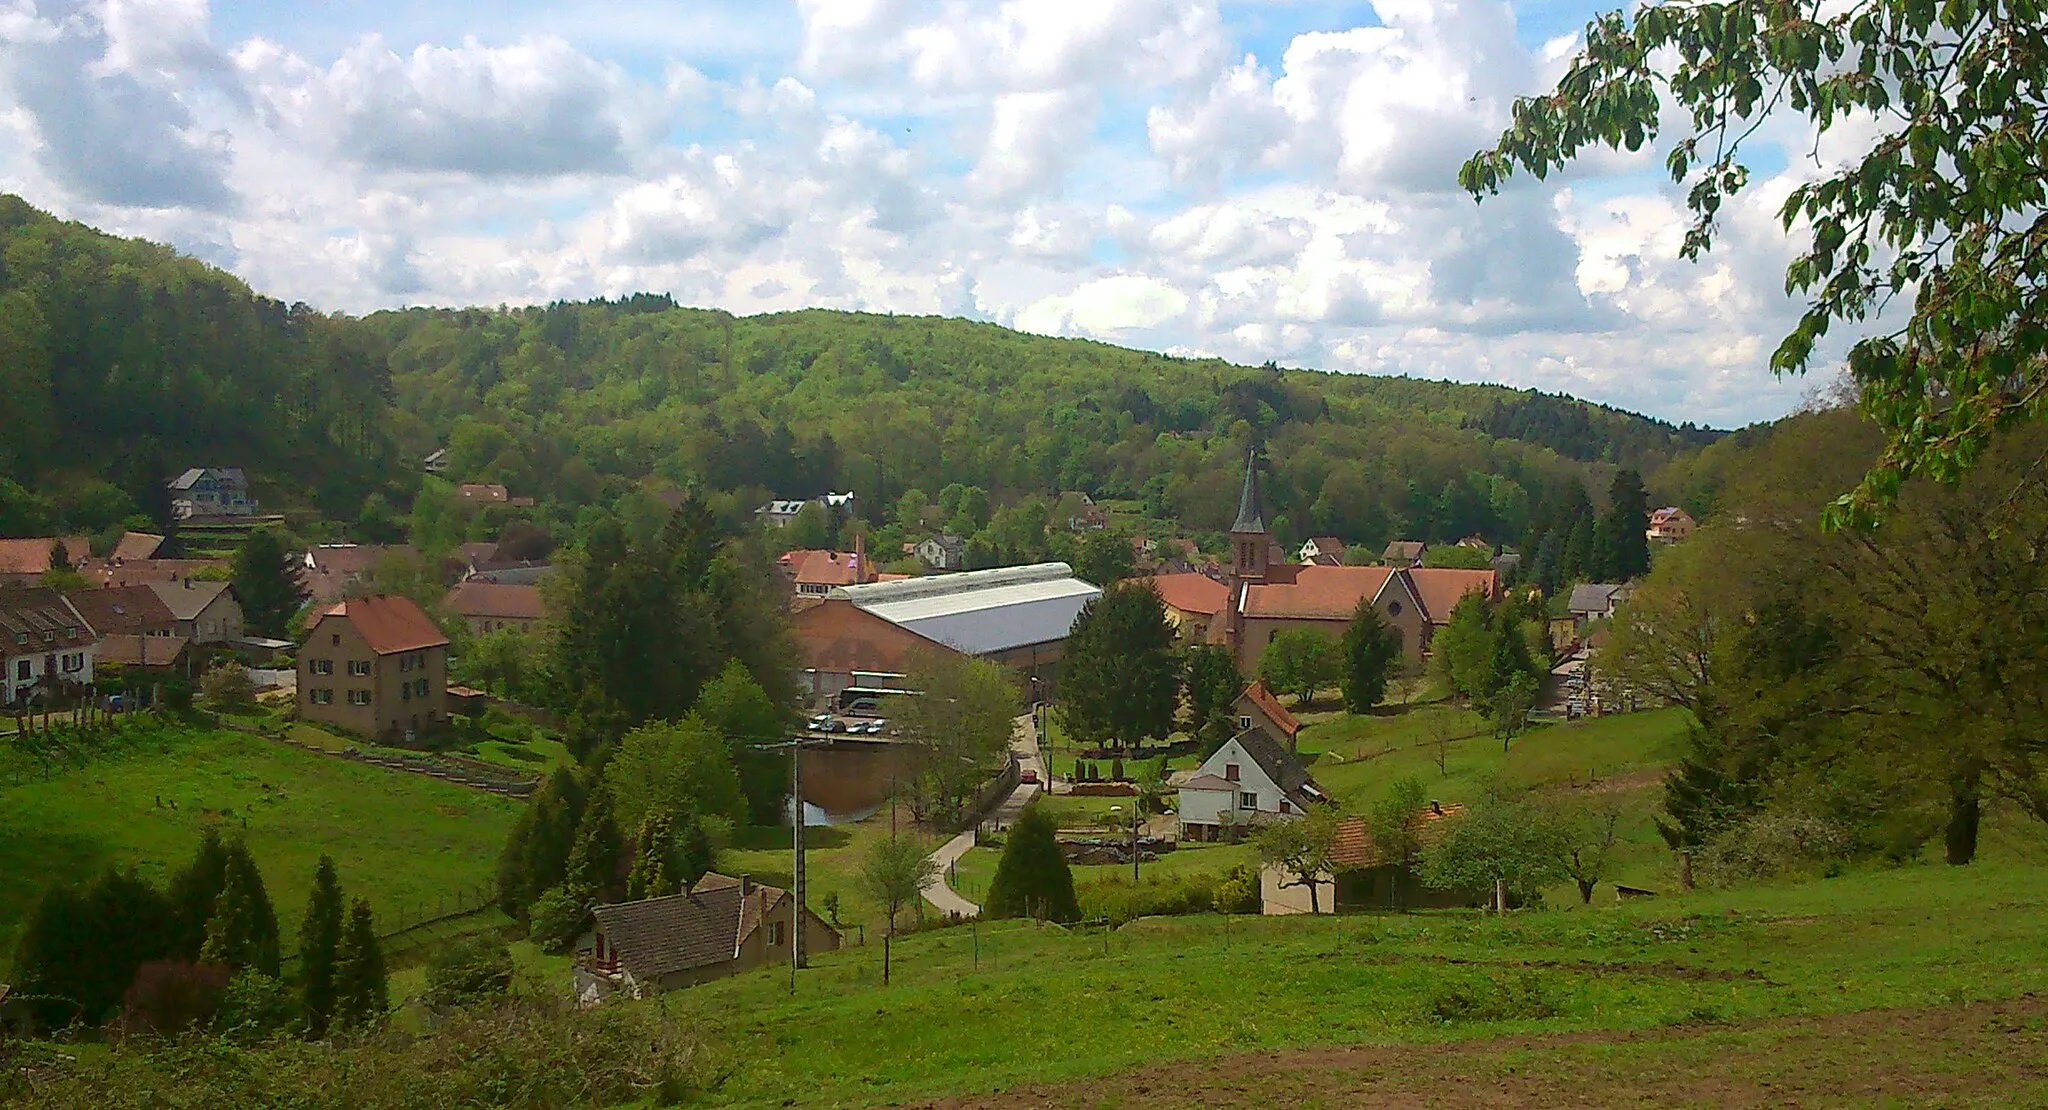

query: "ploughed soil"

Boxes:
[907, 994, 2048, 1109]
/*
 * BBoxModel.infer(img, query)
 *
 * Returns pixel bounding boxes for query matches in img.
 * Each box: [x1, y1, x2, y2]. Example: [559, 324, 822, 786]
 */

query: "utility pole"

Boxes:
[756, 731, 832, 991]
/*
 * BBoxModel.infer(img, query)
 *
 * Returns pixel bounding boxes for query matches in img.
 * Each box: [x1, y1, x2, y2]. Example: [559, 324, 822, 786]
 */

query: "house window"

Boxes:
[1278, 799, 1292, 815]
[348, 690, 371, 706]
[14, 660, 27, 681]
[331, 634, 340, 646]
[310, 659, 333, 676]
[1239, 792, 1258, 811]
[768, 921, 786, 946]
[65, 627, 75, 638]
[348, 660, 371, 677]
[311, 689, 333, 705]
[1237, 715, 1252, 731]
[415, 678, 429, 696]
[1224, 764, 1240, 782]
[1388, 601, 1402, 617]
[1268, 630, 1278, 643]
[401, 684, 411, 702]
[62, 653, 82, 673]
[41, 630, 53, 642]
[400, 655, 412, 673]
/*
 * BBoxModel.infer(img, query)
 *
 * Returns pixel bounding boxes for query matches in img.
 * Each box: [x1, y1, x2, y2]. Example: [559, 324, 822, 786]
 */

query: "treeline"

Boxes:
[1609, 408, 2048, 875]
[0, 196, 402, 530]
[12, 830, 385, 1038]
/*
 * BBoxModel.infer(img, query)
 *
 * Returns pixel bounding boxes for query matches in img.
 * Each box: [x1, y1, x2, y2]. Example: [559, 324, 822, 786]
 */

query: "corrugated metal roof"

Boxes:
[832, 563, 1100, 656]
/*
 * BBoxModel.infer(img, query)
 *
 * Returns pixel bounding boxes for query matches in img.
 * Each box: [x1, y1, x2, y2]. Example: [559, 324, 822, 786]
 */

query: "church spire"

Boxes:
[1231, 448, 1266, 535]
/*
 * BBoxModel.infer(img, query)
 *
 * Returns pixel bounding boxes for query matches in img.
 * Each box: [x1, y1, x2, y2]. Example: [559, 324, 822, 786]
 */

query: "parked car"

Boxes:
[1019, 769, 1039, 784]
[846, 697, 881, 717]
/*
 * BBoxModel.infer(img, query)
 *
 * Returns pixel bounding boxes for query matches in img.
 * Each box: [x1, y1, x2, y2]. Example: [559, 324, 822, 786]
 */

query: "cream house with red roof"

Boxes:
[297, 594, 449, 742]
[1146, 571, 1229, 644]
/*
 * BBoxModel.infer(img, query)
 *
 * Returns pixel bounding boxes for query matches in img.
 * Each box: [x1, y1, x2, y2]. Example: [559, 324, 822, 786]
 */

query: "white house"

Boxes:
[1297, 537, 1346, 565]
[1176, 726, 1328, 841]
[0, 588, 98, 706]
[148, 580, 245, 644]
[167, 467, 258, 520]
[757, 491, 858, 528]
[915, 534, 966, 571]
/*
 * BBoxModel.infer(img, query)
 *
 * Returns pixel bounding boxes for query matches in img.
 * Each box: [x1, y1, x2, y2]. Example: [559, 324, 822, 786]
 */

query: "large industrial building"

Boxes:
[790, 562, 1100, 704]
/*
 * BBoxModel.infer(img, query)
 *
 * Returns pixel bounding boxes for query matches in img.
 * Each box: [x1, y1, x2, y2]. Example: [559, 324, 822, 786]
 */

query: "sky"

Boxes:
[0, 0, 1864, 428]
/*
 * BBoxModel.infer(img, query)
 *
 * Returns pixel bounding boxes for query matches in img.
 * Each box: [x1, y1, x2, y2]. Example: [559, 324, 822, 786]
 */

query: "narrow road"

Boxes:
[920, 711, 1042, 917]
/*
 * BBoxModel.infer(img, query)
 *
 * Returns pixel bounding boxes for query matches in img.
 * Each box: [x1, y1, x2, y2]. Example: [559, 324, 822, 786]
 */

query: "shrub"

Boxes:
[1427, 972, 1558, 1023]
[13, 996, 715, 1108]
[1110, 757, 1125, 781]
[1696, 812, 1851, 885]
[120, 960, 231, 1035]
[1211, 867, 1262, 915]
[201, 664, 258, 712]
[1077, 872, 1217, 925]
[526, 884, 593, 954]
[424, 938, 515, 1009]
[213, 970, 297, 1044]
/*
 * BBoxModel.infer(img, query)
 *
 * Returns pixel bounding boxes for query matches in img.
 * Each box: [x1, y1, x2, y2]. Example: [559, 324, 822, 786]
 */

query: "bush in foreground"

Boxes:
[4, 997, 715, 1109]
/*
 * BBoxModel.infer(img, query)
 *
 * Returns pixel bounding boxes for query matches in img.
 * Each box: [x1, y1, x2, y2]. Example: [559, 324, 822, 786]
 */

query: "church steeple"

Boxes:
[1229, 448, 1269, 583]
[1231, 449, 1266, 535]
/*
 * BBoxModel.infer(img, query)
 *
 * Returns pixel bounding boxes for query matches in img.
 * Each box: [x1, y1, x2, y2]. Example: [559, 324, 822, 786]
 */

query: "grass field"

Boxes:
[647, 817, 2048, 1107]
[0, 722, 521, 975]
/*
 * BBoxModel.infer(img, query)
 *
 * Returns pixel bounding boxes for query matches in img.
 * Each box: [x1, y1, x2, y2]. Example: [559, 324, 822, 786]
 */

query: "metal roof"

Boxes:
[832, 563, 1100, 656]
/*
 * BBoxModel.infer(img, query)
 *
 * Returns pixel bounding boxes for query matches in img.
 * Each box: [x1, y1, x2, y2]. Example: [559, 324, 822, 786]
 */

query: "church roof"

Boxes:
[1231, 450, 1266, 534]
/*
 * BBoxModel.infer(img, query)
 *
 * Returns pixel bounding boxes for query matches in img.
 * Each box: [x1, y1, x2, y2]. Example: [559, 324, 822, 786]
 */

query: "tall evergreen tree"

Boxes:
[294, 856, 345, 1035]
[626, 814, 676, 901]
[1341, 599, 1401, 713]
[565, 789, 624, 900]
[496, 766, 587, 917]
[1560, 513, 1596, 584]
[1181, 643, 1242, 745]
[167, 827, 231, 959]
[232, 527, 306, 639]
[1059, 581, 1178, 752]
[1602, 469, 1651, 581]
[331, 899, 387, 1032]
[983, 802, 1080, 923]
[199, 842, 280, 977]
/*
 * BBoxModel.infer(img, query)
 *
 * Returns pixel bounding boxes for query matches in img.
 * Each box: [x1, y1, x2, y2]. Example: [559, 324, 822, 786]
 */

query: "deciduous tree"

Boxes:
[1253, 809, 1342, 914]
[858, 833, 940, 984]
[1258, 627, 1340, 708]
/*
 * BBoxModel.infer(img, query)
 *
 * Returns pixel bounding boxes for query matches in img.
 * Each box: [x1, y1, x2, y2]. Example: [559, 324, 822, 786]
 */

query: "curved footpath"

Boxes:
[920, 712, 1043, 916]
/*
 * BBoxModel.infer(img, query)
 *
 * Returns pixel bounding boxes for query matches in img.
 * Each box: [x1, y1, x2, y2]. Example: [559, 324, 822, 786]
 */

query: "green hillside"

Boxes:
[0, 195, 1715, 555]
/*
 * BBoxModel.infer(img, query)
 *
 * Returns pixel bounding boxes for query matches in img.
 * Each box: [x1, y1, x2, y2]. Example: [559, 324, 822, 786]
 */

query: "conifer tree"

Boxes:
[1601, 470, 1651, 582]
[331, 898, 387, 1031]
[200, 841, 280, 977]
[1340, 599, 1400, 714]
[984, 801, 1079, 923]
[566, 788, 624, 899]
[294, 856, 345, 1035]
[1560, 514, 1596, 584]
[673, 811, 715, 890]
[626, 814, 676, 901]
[167, 827, 231, 959]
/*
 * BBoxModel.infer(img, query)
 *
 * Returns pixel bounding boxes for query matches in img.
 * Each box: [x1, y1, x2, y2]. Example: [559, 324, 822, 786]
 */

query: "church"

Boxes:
[1210, 451, 1500, 677]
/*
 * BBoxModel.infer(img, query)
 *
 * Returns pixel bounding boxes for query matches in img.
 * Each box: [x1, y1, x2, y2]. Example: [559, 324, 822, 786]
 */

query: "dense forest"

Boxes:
[0, 195, 1721, 553]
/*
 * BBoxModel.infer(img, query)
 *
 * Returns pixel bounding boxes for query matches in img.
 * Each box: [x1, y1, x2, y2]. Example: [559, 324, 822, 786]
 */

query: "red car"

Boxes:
[1019, 769, 1040, 784]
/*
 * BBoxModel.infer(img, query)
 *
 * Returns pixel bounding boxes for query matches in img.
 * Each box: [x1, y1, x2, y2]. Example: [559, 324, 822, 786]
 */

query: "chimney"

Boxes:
[854, 530, 868, 581]
[739, 875, 752, 898]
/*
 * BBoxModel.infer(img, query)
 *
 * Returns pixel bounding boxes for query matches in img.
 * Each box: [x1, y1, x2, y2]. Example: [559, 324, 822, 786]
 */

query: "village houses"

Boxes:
[574, 873, 840, 1002]
[0, 588, 98, 707]
[296, 594, 450, 743]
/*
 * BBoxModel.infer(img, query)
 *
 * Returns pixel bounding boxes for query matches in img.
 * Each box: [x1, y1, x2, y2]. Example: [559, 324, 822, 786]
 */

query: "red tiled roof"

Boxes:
[315, 594, 449, 655]
[792, 550, 870, 587]
[442, 581, 545, 621]
[92, 558, 229, 588]
[1241, 565, 1393, 620]
[1148, 572, 1229, 616]
[64, 585, 175, 636]
[0, 536, 92, 576]
[1408, 568, 1498, 624]
[1329, 803, 1467, 870]
[110, 532, 165, 562]
[1240, 680, 1300, 737]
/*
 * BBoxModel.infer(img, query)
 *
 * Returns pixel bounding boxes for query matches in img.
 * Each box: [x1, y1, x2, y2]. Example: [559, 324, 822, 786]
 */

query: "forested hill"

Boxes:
[1, 195, 1718, 549]
[0, 196, 400, 534]
[371, 301, 1719, 548]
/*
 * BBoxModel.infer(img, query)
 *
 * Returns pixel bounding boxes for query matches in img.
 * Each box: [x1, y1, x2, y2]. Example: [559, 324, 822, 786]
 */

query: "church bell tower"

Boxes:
[1229, 448, 1269, 583]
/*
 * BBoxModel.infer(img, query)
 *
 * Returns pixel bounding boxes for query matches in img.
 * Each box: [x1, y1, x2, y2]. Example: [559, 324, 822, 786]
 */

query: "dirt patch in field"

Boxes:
[906, 995, 2048, 1109]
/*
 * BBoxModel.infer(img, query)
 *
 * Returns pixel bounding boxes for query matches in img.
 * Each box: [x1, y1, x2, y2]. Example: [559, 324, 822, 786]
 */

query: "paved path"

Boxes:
[920, 712, 1042, 917]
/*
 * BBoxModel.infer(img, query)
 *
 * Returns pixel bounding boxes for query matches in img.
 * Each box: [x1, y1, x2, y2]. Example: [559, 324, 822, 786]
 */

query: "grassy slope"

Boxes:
[659, 818, 2048, 1107]
[0, 725, 520, 973]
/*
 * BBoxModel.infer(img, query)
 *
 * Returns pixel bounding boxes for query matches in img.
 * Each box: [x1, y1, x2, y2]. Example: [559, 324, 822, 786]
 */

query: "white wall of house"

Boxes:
[1260, 864, 1336, 915]
[1176, 786, 1236, 830]
[1192, 737, 1297, 818]
[2, 645, 95, 705]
